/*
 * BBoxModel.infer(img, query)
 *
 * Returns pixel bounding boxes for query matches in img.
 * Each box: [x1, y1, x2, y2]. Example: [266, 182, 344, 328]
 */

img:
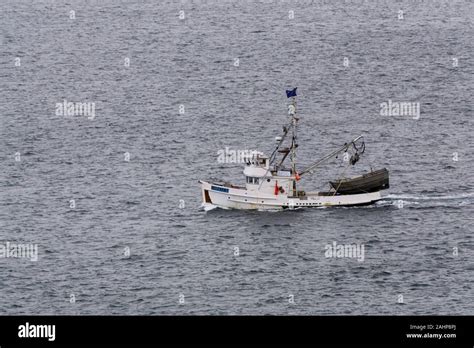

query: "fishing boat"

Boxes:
[199, 88, 390, 210]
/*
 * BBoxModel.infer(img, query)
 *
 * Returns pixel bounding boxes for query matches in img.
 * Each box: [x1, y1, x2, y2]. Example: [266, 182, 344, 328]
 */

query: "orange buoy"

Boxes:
[295, 173, 301, 181]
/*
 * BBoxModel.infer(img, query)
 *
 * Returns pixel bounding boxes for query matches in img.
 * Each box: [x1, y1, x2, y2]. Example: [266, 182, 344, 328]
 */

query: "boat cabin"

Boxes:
[243, 151, 294, 195]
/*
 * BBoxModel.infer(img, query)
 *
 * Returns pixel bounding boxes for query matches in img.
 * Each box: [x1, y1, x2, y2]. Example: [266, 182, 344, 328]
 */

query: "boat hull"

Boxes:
[330, 168, 389, 194]
[200, 181, 382, 210]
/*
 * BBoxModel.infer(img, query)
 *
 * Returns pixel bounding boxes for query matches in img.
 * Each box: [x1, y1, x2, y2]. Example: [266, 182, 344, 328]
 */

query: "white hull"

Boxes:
[200, 181, 382, 211]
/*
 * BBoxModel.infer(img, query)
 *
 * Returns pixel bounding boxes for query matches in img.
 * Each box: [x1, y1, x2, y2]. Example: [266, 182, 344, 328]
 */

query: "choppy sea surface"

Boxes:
[1, 0, 473, 314]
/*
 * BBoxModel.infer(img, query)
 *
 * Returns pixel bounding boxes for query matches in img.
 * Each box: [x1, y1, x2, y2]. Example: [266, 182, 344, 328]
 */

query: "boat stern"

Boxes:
[199, 180, 214, 205]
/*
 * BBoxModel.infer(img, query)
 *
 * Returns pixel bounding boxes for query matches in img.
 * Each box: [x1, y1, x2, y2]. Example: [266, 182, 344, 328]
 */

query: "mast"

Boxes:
[290, 96, 297, 173]
[264, 88, 299, 196]
[288, 90, 298, 197]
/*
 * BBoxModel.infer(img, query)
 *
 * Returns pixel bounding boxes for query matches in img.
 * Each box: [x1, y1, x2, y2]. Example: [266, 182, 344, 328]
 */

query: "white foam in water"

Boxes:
[385, 193, 474, 201]
[376, 199, 420, 207]
[202, 203, 218, 212]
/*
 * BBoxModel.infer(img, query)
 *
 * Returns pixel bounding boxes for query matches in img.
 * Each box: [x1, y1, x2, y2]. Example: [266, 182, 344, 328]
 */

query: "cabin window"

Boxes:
[247, 177, 259, 184]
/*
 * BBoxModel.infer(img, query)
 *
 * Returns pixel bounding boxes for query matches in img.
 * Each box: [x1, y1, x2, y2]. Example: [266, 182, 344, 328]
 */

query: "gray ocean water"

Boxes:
[1, 0, 473, 315]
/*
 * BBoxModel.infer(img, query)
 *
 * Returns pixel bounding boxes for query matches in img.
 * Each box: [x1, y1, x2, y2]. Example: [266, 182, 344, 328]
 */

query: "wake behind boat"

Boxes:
[199, 88, 390, 210]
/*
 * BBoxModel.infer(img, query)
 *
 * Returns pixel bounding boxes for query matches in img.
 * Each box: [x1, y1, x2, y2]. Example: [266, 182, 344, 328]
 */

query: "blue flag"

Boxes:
[286, 87, 297, 98]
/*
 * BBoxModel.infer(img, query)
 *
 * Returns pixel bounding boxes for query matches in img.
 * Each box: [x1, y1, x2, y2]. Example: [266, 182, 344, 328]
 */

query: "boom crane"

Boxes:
[299, 135, 365, 177]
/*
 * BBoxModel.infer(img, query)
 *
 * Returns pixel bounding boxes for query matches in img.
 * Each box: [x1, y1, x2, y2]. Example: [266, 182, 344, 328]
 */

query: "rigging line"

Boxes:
[299, 135, 364, 177]
[258, 118, 295, 190]
[268, 120, 292, 165]
[332, 161, 353, 196]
